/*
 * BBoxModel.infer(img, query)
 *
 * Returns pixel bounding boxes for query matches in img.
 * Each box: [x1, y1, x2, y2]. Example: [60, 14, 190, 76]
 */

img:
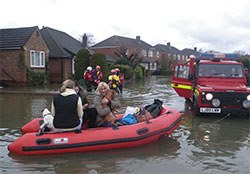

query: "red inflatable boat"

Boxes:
[8, 107, 182, 155]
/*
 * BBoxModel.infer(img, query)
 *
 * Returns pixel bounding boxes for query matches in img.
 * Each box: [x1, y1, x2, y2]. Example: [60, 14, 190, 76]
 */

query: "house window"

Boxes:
[177, 55, 180, 60]
[30, 50, 45, 68]
[142, 50, 147, 57]
[72, 57, 75, 74]
[148, 50, 153, 57]
[156, 51, 160, 58]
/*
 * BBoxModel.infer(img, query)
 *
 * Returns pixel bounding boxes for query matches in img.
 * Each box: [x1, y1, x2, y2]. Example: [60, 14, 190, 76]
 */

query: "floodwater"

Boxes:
[0, 76, 249, 174]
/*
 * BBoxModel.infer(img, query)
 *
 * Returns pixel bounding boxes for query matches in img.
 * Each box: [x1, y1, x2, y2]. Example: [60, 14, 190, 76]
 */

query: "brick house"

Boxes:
[40, 27, 84, 83]
[0, 26, 49, 86]
[154, 43, 200, 68]
[91, 35, 158, 72]
[181, 47, 200, 61]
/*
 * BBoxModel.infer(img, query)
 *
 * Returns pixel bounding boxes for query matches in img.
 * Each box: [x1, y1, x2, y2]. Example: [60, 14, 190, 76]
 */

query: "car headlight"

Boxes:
[206, 93, 213, 100]
[212, 98, 221, 107]
[247, 94, 250, 101]
[242, 100, 250, 109]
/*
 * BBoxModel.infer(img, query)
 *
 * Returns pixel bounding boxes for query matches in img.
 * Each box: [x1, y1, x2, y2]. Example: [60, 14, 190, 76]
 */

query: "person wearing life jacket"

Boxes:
[84, 66, 93, 92]
[115, 68, 124, 94]
[108, 69, 120, 93]
[95, 65, 103, 85]
[108, 69, 115, 86]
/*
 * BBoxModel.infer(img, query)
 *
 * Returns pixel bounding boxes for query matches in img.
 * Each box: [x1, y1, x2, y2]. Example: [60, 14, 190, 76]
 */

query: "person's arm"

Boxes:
[77, 97, 84, 118]
[93, 96, 111, 117]
[111, 96, 121, 109]
[51, 100, 55, 116]
[81, 95, 89, 109]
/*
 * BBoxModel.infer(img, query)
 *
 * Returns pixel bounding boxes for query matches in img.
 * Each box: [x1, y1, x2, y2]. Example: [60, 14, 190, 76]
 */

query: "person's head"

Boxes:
[115, 68, 120, 73]
[74, 86, 80, 93]
[87, 66, 92, 71]
[96, 65, 100, 70]
[95, 82, 110, 96]
[115, 68, 120, 75]
[74, 81, 81, 93]
[60, 79, 76, 93]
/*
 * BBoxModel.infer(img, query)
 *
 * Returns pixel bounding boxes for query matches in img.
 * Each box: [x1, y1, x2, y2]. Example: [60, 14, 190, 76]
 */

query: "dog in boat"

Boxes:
[103, 89, 117, 124]
[40, 108, 54, 132]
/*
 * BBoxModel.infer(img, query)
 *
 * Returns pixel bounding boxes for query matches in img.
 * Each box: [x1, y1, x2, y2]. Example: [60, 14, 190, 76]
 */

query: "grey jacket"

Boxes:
[93, 94, 121, 126]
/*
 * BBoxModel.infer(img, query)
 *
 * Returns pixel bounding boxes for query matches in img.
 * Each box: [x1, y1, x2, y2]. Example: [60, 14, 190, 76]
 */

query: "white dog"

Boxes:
[40, 108, 54, 131]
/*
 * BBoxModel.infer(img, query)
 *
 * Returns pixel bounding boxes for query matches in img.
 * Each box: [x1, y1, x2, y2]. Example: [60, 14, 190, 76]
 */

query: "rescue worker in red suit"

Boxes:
[91, 65, 102, 90]
[95, 65, 103, 84]
[84, 66, 93, 92]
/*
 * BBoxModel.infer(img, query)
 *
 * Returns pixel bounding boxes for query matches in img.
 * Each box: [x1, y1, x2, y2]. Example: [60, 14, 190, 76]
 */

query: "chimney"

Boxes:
[167, 42, 171, 47]
[82, 33, 88, 48]
[194, 47, 197, 51]
[136, 36, 141, 41]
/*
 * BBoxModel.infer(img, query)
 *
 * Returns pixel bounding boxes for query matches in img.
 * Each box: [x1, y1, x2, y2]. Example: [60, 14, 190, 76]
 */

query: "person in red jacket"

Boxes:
[84, 66, 93, 91]
[92, 65, 103, 89]
[95, 65, 103, 83]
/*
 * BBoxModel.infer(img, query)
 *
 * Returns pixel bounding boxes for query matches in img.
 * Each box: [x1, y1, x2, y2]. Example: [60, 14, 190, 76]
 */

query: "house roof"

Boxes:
[154, 44, 171, 52]
[0, 26, 38, 50]
[154, 43, 181, 55]
[40, 27, 83, 58]
[181, 48, 200, 57]
[91, 35, 152, 50]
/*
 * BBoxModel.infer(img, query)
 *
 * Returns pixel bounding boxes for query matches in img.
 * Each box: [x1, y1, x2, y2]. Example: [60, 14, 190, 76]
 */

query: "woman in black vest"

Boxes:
[50, 79, 83, 132]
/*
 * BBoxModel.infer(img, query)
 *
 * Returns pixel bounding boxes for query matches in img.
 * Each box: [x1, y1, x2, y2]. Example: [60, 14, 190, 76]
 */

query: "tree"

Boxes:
[74, 48, 91, 80]
[159, 53, 174, 75]
[114, 45, 143, 70]
[239, 55, 250, 69]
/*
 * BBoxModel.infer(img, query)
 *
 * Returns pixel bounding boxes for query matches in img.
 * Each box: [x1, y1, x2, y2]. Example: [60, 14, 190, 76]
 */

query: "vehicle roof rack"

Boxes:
[199, 53, 238, 60]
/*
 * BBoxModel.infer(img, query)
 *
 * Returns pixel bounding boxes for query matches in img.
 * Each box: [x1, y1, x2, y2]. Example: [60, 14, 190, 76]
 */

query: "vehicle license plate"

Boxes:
[200, 108, 221, 113]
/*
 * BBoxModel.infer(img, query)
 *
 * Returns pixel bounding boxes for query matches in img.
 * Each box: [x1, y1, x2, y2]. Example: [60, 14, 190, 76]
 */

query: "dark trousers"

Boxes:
[84, 108, 98, 128]
[85, 80, 92, 92]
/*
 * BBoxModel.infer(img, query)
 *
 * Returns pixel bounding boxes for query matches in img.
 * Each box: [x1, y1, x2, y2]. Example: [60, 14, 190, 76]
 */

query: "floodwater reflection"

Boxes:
[0, 76, 249, 174]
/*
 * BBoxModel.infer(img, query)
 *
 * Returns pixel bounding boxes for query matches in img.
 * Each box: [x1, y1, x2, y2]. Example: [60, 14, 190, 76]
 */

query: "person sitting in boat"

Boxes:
[46, 79, 84, 132]
[93, 82, 121, 127]
[74, 82, 97, 128]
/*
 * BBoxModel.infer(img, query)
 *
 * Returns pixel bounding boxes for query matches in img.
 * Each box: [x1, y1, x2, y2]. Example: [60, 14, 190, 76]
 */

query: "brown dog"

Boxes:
[103, 89, 117, 123]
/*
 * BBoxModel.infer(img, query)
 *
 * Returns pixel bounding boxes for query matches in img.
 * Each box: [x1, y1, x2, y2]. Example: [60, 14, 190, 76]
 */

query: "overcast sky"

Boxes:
[1, 0, 250, 54]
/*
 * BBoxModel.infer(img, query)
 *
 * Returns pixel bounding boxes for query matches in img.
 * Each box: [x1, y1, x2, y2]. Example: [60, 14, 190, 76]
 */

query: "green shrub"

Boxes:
[26, 69, 46, 86]
[75, 48, 91, 80]
[115, 58, 130, 65]
[111, 64, 133, 79]
[134, 65, 143, 79]
[90, 53, 109, 82]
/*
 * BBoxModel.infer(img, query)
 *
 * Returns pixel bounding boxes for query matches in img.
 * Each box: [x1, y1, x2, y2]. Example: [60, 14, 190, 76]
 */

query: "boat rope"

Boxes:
[214, 113, 231, 123]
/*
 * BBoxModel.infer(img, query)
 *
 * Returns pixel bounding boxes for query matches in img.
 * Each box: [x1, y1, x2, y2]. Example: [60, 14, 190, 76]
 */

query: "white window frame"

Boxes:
[156, 51, 160, 58]
[148, 50, 153, 57]
[142, 50, 147, 57]
[30, 50, 45, 68]
[72, 56, 75, 74]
